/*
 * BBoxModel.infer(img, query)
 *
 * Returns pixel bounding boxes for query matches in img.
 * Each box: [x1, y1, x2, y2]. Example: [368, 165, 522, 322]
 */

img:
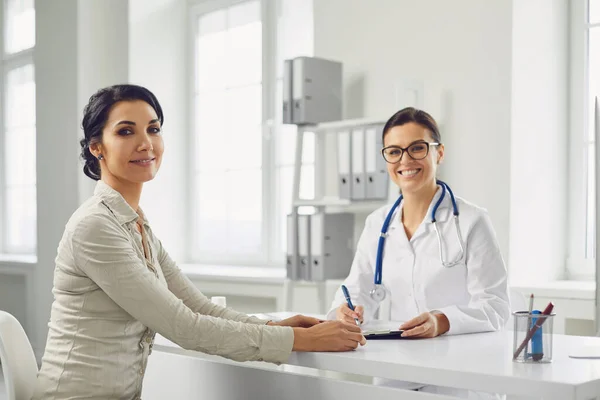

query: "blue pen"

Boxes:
[341, 285, 361, 326]
[529, 310, 544, 361]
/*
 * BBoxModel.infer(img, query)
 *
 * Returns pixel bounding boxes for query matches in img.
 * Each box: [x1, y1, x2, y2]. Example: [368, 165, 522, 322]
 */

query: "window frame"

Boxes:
[0, 0, 36, 255]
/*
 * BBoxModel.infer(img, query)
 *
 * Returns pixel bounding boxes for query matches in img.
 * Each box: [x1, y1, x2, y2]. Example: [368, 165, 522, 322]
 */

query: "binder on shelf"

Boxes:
[350, 128, 366, 200]
[365, 125, 388, 200]
[282, 60, 293, 124]
[285, 214, 299, 280]
[337, 130, 352, 199]
[290, 57, 342, 125]
[297, 214, 311, 281]
[310, 212, 355, 281]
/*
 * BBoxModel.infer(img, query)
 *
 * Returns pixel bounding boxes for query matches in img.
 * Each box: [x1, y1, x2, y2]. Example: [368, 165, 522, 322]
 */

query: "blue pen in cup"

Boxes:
[529, 310, 544, 361]
[341, 285, 361, 326]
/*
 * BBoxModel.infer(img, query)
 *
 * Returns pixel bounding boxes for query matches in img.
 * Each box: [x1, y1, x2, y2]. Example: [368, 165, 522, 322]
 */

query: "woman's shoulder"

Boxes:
[454, 196, 489, 218]
[64, 196, 124, 238]
[452, 196, 497, 232]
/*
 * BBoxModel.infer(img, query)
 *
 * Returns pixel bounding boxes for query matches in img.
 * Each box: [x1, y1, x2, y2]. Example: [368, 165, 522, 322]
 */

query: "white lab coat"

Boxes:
[327, 186, 510, 335]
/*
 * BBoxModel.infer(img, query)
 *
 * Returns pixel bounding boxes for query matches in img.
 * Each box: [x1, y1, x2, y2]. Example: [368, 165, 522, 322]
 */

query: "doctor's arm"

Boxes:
[326, 215, 380, 322]
[434, 213, 510, 335]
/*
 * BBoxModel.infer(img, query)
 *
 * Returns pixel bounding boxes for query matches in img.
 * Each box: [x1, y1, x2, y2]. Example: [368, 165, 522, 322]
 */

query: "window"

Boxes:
[568, 0, 600, 279]
[190, 0, 313, 265]
[586, 1, 600, 260]
[0, 0, 36, 254]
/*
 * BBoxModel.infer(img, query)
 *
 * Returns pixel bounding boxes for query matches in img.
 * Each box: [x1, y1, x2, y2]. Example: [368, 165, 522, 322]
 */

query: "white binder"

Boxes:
[337, 130, 352, 199]
[365, 125, 388, 199]
[290, 57, 342, 125]
[285, 214, 299, 280]
[282, 60, 293, 124]
[310, 213, 355, 281]
[297, 214, 311, 281]
[351, 128, 366, 200]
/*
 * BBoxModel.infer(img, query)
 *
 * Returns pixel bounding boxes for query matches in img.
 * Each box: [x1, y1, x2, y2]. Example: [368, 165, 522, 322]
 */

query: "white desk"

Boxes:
[147, 313, 600, 400]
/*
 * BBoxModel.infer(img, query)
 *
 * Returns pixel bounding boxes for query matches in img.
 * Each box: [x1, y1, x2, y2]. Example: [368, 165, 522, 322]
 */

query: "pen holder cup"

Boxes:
[512, 311, 555, 363]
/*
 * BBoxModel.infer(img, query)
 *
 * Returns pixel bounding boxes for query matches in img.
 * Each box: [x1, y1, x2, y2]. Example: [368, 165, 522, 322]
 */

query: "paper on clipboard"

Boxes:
[361, 320, 403, 331]
[361, 320, 404, 337]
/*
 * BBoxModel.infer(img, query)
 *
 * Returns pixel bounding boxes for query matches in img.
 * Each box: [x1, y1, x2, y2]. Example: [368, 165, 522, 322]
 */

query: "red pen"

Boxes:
[513, 302, 554, 360]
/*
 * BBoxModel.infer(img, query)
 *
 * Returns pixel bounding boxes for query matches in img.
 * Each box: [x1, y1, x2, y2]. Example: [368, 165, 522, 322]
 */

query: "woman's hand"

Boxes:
[292, 321, 366, 352]
[335, 303, 364, 325]
[267, 315, 323, 328]
[399, 312, 450, 338]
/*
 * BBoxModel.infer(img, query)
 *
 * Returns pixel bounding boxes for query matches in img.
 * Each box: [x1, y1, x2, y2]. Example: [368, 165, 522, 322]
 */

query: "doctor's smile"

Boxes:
[398, 168, 420, 177]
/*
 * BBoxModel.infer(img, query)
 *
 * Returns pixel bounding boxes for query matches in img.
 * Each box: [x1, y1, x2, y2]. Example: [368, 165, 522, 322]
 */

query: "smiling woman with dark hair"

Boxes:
[328, 107, 509, 398]
[33, 84, 365, 400]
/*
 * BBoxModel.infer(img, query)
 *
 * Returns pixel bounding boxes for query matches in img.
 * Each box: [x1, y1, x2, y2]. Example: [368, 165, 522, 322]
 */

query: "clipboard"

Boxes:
[363, 329, 405, 339]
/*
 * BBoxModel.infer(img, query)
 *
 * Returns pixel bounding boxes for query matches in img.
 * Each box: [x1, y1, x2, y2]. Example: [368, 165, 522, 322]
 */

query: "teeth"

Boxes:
[132, 159, 153, 163]
[400, 169, 419, 176]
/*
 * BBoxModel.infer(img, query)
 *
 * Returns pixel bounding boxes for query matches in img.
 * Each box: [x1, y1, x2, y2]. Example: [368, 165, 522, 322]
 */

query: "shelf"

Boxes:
[325, 200, 387, 214]
[292, 198, 351, 207]
[302, 117, 388, 132]
[293, 198, 386, 213]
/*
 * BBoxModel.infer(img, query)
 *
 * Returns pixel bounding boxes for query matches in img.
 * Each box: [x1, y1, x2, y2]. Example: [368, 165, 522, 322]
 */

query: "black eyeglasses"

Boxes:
[381, 141, 440, 164]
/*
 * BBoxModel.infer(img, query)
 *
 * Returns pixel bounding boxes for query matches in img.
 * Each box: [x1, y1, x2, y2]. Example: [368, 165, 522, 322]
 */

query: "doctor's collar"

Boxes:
[391, 185, 453, 227]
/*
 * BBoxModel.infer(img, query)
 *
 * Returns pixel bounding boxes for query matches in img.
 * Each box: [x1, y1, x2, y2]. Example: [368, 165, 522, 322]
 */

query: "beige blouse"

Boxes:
[33, 181, 294, 400]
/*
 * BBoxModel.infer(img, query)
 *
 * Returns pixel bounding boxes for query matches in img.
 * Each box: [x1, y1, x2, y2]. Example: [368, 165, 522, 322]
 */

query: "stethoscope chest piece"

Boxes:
[370, 285, 386, 302]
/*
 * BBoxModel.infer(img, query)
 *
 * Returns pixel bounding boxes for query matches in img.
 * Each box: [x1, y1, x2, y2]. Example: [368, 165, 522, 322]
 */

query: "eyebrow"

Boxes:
[115, 119, 160, 127]
[385, 139, 429, 148]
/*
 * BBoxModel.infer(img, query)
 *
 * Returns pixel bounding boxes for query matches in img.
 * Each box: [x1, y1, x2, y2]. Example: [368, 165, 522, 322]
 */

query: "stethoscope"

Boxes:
[370, 180, 466, 302]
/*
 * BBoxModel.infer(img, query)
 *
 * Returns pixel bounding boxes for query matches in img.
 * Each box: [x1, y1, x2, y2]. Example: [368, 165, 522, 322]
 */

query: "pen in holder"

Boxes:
[512, 306, 555, 363]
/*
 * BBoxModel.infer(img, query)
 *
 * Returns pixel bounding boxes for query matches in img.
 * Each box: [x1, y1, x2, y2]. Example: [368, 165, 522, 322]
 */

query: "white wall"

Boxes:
[77, 0, 131, 202]
[33, 0, 83, 358]
[313, 0, 513, 262]
[509, 0, 569, 283]
[0, 272, 28, 329]
[129, 0, 188, 262]
[27, 0, 130, 358]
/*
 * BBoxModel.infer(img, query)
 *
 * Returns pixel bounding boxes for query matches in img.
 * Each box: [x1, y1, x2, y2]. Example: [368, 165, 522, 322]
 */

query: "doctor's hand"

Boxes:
[292, 321, 366, 352]
[400, 312, 450, 338]
[267, 315, 323, 328]
[335, 303, 364, 325]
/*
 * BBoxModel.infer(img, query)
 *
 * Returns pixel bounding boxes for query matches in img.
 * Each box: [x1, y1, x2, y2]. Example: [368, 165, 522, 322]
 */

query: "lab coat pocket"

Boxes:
[419, 255, 468, 309]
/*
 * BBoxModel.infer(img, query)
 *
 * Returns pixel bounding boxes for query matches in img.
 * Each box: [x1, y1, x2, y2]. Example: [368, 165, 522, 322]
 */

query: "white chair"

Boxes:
[0, 311, 38, 400]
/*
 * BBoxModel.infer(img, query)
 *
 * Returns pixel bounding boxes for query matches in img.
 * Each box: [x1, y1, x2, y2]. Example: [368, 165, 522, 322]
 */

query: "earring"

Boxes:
[97, 154, 104, 160]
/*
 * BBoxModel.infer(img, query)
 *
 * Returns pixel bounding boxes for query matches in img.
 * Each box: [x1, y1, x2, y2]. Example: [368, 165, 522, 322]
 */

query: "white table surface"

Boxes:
[153, 313, 600, 400]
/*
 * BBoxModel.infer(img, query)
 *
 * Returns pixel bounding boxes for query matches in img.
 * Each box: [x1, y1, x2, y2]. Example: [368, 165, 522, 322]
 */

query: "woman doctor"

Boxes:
[328, 107, 510, 338]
